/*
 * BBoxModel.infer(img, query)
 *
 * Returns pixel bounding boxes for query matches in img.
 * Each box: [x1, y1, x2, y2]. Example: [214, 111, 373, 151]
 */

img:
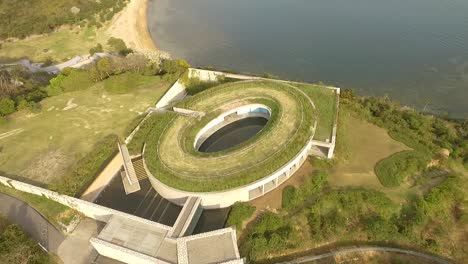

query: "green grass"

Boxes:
[0, 184, 77, 228]
[0, 76, 171, 184]
[375, 150, 431, 187]
[294, 84, 337, 141]
[144, 80, 315, 191]
[104, 73, 161, 94]
[0, 26, 109, 63]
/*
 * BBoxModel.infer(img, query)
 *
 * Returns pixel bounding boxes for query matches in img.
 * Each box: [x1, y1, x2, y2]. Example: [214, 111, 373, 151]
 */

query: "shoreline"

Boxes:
[107, 0, 157, 52]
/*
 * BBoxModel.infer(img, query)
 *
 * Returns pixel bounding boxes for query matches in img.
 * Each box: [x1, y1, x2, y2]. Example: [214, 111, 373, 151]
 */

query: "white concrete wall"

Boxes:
[144, 139, 314, 209]
[90, 238, 170, 264]
[0, 176, 171, 231]
[156, 80, 187, 108]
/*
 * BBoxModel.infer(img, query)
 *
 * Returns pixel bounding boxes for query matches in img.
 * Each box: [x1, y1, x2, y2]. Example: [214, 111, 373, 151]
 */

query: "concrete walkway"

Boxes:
[0, 192, 64, 253]
[56, 218, 105, 264]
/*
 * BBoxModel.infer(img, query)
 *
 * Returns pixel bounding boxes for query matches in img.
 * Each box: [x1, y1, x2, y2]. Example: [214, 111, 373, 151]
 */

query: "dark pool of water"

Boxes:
[192, 207, 231, 235]
[199, 117, 268, 153]
[94, 177, 182, 226]
[94, 175, 231, 233]
[148, 0, 468, 118]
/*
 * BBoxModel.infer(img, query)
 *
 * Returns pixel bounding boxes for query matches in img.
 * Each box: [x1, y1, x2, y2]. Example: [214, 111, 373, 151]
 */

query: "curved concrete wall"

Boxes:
[194, 104, 271, 150]
[144, 139, 313, 209]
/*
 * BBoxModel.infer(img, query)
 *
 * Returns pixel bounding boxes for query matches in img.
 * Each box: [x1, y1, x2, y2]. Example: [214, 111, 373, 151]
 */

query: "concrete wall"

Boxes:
[156, 80, 187, 108]
[145, 139, 313, 209]
[0, 176, 171, 231]
[90, 238, 170, 264]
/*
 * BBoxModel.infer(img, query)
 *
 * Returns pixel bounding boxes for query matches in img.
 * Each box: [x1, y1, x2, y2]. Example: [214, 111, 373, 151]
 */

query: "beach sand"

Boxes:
[107, 0, 157, 52]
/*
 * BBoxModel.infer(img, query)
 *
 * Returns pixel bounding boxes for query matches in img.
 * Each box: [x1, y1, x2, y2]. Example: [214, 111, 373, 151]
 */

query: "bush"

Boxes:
[226, 202, 255, 230]
[0, 223, 55, 264]
[375, 150, 430, 187]
[50, 134, 119, 196]
[0, 97, 15, 116]
[107, 37, 132, 55]
[44, 69, 93, 95]
[89, 43, 103, 55]
[282, 186, 299, 210]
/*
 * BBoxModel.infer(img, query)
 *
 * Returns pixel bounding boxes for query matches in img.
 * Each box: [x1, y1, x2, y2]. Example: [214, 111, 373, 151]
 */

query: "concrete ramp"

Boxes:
[168, 197, 202, 238]
[118, 143, 141, 194]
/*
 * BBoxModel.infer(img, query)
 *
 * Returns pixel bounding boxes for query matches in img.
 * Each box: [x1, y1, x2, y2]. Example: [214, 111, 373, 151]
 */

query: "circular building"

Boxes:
[142, 80, 317, 208]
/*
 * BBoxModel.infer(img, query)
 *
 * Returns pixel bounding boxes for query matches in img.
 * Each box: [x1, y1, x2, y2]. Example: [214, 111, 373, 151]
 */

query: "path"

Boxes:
[278, 247, 451, 264]
[0, 192, 64, 253]
[0, 128, 24, 140]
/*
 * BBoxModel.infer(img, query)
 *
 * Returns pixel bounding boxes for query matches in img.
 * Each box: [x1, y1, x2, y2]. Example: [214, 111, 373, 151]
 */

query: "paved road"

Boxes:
[278, 246, 451, 264]
[0, 192, 64, 253]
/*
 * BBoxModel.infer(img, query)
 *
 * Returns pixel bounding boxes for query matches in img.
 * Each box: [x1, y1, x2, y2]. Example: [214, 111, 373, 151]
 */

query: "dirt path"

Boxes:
[107, 0, 157, 52]
[278, 247, 451, 264]
[0, 128, 24, 140]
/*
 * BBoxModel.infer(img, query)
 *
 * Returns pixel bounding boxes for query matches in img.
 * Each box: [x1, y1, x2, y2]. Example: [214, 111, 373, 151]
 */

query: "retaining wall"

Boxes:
[0, 175, 171, 231]
[156, 80, 187, 108]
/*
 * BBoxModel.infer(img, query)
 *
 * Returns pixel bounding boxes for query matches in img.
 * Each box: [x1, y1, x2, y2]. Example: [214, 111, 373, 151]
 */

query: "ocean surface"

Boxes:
[147, 0, 468, 118]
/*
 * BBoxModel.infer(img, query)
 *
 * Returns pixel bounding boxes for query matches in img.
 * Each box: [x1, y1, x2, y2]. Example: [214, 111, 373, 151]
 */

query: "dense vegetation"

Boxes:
[226, 202, 256, 230]
[49, 134, 118, 196]
[0, 217, 56, 264]
[241, 168, 466, 262]
[0, 67, 51, 121]
[375, 150, 431, 187]
[0, 0, 128, 39]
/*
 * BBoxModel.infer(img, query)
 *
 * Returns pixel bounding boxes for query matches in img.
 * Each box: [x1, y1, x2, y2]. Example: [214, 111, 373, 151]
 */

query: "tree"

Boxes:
[107, 37, 132, 55]
[89, 43, 103, 55]
[0, 98, 15, 116]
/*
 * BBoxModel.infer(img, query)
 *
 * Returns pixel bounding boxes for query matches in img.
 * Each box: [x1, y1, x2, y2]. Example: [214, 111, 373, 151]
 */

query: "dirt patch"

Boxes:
[250, 160, 314, 211]
[20, 150, 69, 183]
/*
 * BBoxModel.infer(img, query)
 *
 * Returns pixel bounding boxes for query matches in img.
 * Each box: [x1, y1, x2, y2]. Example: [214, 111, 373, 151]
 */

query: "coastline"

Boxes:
[107, 0, 157, 52]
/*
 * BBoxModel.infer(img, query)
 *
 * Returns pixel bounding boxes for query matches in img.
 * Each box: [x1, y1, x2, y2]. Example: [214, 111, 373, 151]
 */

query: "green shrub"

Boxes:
[50, 134, 119, 196]
[127, 114, 160, 155]
[0, 97, 15, 116]
[282, 186, 299, 210]
[0, 223, 55, 264]
[89, 43, 103, 55]
[375, 150, 430, 187]
[45, 69, 93, 95]
[226, 202, 256, 230]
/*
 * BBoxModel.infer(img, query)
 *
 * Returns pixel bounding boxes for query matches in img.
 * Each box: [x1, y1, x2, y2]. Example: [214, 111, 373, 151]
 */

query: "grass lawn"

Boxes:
[0, 76, 170, 184]
[0, 26, 109, 63]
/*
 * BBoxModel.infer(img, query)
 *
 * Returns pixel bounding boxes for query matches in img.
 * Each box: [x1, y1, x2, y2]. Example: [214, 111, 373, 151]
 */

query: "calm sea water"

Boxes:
[148, 0, 468, 118]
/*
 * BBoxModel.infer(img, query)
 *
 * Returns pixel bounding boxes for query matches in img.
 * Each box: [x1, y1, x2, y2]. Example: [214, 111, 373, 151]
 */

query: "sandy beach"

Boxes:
[107, 0, 157, 52]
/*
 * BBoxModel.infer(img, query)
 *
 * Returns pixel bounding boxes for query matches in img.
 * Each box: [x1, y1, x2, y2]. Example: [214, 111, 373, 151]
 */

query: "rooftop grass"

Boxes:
[144, 80, 316, 191]
[293, 83, 337, 141]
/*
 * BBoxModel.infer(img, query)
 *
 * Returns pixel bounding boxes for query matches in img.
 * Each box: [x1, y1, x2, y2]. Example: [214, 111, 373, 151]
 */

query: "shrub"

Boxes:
[50, 134, 119, 196]
[0, 97, 15, 116]
[226, 202, 256, 230]
[0, 223, 54, 264]
[282, 186, 299, 210]
[107, 37, 132, 55]
[375, 150, 430, 187]
[89, 43, 103, 55]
